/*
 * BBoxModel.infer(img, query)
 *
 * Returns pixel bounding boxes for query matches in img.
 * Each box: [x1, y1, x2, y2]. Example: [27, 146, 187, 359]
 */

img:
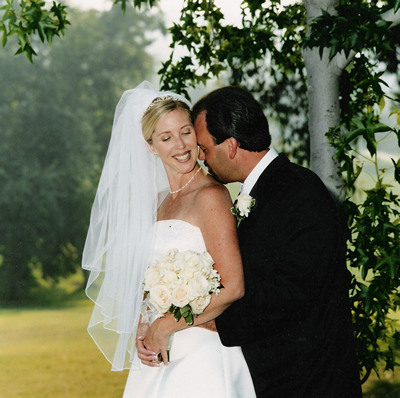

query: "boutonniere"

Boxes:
[231, 192, 256, 227]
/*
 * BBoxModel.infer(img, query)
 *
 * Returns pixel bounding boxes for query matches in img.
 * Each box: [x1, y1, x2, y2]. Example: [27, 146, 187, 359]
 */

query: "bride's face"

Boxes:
[150, 108, 197, 175]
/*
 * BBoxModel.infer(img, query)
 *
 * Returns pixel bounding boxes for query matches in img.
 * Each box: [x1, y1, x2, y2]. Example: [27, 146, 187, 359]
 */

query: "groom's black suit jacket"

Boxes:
[216, 154, 362, 397]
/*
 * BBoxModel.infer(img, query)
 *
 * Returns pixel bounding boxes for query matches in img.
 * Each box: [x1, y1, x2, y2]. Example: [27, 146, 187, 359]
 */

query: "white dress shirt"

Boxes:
[241, 147, 279, 194]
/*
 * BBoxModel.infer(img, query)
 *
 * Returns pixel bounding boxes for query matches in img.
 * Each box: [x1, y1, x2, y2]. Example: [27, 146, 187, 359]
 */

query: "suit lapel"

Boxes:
[236, 154, 288, 231]
[248, 153, 288, 206]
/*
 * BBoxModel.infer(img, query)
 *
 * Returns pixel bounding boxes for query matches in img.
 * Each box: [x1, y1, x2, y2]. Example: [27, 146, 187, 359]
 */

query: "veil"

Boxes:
[82, 81, 191, 371]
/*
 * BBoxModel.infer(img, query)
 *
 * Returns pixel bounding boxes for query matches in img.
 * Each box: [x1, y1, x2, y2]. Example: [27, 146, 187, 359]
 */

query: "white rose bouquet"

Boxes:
[143, 249, 222, 326]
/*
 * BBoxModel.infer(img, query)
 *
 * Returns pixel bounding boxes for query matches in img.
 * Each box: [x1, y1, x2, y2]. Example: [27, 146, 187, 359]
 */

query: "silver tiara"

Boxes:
[147, 95, 176, 110]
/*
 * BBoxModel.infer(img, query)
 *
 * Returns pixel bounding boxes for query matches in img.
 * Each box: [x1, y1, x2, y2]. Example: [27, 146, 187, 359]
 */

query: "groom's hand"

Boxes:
[143, 317, 170, 366]
[136, 322, 159, 367]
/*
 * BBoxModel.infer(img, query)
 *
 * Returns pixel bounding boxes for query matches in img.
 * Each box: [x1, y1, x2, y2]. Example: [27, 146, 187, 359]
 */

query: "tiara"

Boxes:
[146, 95, 176, 110]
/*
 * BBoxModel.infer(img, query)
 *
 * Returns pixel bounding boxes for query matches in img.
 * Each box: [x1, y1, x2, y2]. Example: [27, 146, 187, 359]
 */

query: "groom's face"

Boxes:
[195, 112, 232, 183]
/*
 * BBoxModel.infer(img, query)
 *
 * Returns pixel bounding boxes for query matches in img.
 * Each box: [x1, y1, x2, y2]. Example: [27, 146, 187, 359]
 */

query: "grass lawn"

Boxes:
[0, 293, 127, 398]
[363, 371, 400, 398]
[1, 282, 399, 397]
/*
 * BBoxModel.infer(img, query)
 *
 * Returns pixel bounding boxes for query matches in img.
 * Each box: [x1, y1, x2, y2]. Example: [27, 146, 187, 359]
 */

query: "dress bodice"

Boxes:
[153, 220, 207, 259]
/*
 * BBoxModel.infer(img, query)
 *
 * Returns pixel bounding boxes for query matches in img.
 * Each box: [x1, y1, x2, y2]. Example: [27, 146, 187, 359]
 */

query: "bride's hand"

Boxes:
[136, 322, 159, 367]
[143, 318, 170, 366]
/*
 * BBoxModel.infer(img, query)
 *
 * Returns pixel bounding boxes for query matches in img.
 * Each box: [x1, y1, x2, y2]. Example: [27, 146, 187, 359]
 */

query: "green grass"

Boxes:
[363, 371, 400, 397]
[0, 296, 127, 398]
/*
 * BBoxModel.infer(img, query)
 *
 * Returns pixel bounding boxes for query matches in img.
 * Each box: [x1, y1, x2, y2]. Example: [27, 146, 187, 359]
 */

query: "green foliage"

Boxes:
[157, 1, 305, 93]
[0, 0, 69, 62]
[114, 0, 157, 13]
[0, 5, 160, 302]
[156, 0, 310, 162]
[1, 0, 310, 161]
[304, 2, 393, 60]
[328, 105, 400, 380]
[309, 1, 400, 377]
[340, 55, 388, 128]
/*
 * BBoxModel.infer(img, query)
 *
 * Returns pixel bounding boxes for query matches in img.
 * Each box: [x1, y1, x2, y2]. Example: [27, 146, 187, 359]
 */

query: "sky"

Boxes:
[66, 0, 243, 23]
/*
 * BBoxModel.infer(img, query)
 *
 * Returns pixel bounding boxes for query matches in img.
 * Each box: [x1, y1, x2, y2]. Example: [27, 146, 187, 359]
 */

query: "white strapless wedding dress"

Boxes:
[123, 219, 256, 398]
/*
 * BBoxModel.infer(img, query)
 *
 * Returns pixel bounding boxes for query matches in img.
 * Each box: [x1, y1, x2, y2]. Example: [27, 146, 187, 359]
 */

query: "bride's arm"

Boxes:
[142, 184, 245, 364]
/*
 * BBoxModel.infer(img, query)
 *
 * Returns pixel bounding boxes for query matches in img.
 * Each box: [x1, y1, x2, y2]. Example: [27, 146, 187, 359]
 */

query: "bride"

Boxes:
[82, 81, 256, 397]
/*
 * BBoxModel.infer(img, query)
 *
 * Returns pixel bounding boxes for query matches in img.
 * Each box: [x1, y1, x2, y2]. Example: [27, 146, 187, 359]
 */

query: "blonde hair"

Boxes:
[142, 97, 191, 143]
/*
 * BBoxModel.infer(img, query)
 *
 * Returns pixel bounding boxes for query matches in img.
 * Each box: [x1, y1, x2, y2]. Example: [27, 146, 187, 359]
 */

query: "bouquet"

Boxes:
[143, 248, 222, 326]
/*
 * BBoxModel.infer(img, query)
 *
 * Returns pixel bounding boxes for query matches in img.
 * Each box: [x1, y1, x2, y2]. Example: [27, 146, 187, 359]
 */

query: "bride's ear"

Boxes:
[147, 142, 159, 156]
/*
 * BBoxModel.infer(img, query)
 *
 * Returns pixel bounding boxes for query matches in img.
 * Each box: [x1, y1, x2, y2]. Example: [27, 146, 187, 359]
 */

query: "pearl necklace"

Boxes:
[170, 167, 202, 194]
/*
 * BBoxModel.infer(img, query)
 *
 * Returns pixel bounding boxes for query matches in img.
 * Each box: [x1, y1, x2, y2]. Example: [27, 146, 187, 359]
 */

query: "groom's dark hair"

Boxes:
[192, 86, 271, 151]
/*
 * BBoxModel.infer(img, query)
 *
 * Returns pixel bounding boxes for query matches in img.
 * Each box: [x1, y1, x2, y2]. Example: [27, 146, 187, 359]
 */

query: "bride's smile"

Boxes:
[173, 151, 191, 162]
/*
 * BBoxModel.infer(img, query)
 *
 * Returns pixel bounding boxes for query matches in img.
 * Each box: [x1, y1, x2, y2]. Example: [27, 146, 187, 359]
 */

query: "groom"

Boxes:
[192, 86, 362, 397]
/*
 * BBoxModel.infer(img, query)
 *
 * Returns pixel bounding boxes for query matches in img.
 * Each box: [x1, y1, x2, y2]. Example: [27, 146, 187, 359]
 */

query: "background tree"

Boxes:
[0, 5, 162, 301]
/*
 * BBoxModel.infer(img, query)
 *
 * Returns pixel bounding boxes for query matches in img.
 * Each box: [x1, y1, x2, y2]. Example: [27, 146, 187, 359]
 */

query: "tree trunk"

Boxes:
[303, 0, 345, 201]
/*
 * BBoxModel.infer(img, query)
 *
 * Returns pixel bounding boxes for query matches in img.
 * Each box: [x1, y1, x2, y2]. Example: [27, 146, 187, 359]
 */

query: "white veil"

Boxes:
[82, 81, 191, 371]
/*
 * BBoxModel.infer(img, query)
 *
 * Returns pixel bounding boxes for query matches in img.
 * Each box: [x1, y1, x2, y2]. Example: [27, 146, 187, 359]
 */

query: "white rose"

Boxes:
[197, 253, 214, 276]
[183, 251, 201, 267]
[162, 270, 178, 287]
[190, 295, 211, 315]
[149, 285, 172, 314]
[144, 266, 162, 291]
[180, 263, 198, 281]
[187, 274, 210, 298]
[171, 255, 185, 272]
[158, 259, 174, 272]
[171, 281, 190, 307]
[236, 192, 254, 217]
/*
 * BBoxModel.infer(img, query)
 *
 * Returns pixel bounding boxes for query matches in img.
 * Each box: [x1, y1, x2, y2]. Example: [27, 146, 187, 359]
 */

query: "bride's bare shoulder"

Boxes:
[194, 174, 232, 213]
[192, 175, 237, 238]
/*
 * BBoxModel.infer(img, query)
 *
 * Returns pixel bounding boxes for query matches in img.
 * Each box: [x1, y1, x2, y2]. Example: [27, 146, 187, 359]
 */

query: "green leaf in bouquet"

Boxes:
[174, 313, 182, 322]
[184, 312, 194, 326]
[180, 305, 191, 318]
[169, 305, 182, 322]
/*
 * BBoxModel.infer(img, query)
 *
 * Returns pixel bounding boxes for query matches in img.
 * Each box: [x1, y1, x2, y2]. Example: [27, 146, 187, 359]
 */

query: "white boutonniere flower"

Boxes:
[231, 192, 256, 226]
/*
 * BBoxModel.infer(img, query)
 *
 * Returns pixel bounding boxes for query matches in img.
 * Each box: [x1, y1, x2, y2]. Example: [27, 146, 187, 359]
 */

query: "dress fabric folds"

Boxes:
[123, 220, 255, 398]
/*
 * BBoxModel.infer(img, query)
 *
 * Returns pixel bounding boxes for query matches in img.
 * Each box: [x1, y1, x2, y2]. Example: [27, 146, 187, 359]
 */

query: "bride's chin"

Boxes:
[173, 164, 198, 178]
[177, 157, 198, 171]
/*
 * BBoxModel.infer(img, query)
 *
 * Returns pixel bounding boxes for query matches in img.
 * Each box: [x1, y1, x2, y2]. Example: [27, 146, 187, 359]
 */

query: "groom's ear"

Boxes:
[226, 137, 239, 160]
